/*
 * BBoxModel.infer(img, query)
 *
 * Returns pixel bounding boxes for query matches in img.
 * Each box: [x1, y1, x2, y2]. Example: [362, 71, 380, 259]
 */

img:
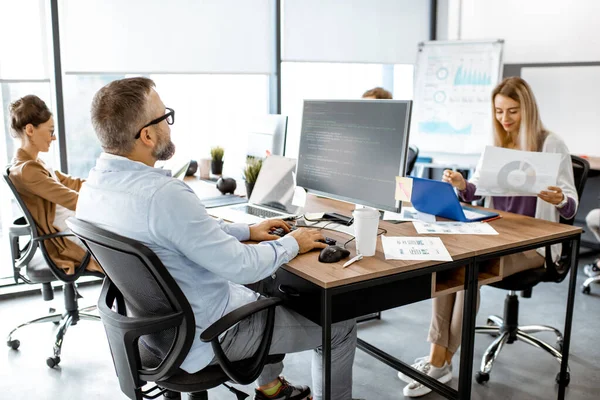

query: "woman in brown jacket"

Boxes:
[8, 95, 102, 274]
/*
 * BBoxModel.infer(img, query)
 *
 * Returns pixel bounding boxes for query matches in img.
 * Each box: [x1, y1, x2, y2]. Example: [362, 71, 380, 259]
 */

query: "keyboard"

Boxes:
[272, 226, 337, 245]
[233, 205, 285, 219]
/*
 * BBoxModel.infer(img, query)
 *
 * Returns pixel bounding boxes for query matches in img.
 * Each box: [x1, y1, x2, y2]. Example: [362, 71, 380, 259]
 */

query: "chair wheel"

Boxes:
[582, 285, 591, 294]
[475, 371, 490, 384]
[7, 339, 20, 350]
[46, 356, 60, 368]
[556, 371, 570, 386]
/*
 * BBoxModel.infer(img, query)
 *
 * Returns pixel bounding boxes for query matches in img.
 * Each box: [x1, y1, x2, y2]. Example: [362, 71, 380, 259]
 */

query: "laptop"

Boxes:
[410, 177, 499, 222]
[172, 160, 191, 181]
[208, 155, 301, 224]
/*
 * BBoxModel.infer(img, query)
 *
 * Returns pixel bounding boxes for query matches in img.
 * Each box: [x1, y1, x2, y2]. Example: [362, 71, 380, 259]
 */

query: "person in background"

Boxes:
[583, 208, 600, 276]
[398, 77, 578, 398]
[8, 95, 102, 275]
[362, 87, 393, 99]
[77, 77, 357, 400]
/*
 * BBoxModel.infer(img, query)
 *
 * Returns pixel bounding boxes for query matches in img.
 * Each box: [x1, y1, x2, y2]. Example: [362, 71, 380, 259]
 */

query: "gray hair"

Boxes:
[91, 77, 155, 155]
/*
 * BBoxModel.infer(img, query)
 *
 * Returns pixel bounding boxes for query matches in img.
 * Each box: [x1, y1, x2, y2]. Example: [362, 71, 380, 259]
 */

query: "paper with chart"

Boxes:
[412, 221, 498, 235]
[411, 40, 503, 154]
[474, 146, 561, 197]
[381, 236, 452, 261]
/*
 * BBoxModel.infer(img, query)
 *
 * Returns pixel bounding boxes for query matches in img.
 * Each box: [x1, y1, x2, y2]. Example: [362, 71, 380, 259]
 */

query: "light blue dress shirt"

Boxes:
[76, 153, 299, 373]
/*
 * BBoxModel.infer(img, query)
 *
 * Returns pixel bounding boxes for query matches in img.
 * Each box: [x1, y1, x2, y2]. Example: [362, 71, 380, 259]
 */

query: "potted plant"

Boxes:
[243, 158, 263, 198]
[210, 146, 225, 175]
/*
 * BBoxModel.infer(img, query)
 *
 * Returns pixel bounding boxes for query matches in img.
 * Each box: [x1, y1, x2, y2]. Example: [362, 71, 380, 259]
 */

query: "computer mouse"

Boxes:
[319, 245, 351, 263]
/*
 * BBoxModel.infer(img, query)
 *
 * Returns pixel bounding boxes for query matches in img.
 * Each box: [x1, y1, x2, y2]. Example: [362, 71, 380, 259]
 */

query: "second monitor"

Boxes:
[296, 99, 412, 213]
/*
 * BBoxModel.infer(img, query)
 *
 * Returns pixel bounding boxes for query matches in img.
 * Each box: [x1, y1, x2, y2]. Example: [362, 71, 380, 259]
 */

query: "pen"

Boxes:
[343, 254, 363, 268]
[482, 215, 502, 223]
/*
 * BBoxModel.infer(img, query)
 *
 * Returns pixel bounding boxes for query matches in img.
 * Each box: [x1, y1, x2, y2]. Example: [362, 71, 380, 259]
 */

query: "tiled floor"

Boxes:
[1, 255, 600, 399]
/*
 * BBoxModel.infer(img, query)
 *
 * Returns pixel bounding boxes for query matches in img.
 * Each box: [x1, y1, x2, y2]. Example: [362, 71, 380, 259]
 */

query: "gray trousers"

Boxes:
[210, 305, 357, 400]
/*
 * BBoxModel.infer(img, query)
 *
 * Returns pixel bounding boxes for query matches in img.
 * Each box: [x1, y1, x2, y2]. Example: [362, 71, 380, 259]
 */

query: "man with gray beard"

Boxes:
[76, 77, 357, 400]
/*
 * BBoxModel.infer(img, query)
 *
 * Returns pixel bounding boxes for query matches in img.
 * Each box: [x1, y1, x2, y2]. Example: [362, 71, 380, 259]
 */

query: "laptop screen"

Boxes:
[249, 155, 301, 214]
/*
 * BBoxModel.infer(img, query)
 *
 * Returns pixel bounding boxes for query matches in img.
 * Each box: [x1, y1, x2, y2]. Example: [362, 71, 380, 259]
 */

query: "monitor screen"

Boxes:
[296, 99, 412, 212]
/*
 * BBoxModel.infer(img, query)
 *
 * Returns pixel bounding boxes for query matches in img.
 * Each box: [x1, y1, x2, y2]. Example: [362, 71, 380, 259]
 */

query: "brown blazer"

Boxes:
[9, 148, 102, 275]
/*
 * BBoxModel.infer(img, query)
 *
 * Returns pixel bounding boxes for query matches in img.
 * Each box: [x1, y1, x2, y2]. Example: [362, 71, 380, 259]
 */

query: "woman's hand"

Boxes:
[442, 169, 467, 191]
[538, 186, 565, 206]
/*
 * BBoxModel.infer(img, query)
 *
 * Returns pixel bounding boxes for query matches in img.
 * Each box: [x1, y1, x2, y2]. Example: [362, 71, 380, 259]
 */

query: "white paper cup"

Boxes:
[199, 158, 211, 179]
[352, 208, 380, 256]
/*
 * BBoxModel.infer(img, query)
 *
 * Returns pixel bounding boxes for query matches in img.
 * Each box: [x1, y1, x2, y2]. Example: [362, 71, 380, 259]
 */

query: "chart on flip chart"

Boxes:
[411, 40, 504, 155]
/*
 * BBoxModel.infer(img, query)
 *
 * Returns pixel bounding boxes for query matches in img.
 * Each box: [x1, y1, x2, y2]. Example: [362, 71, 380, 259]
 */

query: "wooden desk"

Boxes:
[260, 196, 580, 400]
[184, 175, 247, 198]
[185, 178, 581, 399]
[583, 156, 600, 171]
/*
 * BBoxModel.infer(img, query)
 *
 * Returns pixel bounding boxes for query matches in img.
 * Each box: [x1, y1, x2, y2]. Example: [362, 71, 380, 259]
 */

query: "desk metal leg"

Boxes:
[458, 259, 478, 399]
[558, 237, 580, 399]
[322, 290, 332, 400]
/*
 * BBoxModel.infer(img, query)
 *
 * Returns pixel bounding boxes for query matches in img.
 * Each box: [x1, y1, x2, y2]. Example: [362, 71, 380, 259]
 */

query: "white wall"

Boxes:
[455, 0, 600, 157]
[460, 0, 600, 63]
[523, 66, 600, 157]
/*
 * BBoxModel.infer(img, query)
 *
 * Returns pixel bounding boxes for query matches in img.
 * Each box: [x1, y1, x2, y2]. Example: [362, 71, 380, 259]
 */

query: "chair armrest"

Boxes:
[200, 296, 282, 343]
[35, 231, 75, 241]
[543, 242, 571, 283]
[200, 296, 283, 385]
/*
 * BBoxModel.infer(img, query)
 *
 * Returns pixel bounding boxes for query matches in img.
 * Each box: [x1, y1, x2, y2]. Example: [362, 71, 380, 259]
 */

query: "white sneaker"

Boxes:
[397, 356, 430, 383]
[402, 362, 453, 398]
[583, 262, 600, 278]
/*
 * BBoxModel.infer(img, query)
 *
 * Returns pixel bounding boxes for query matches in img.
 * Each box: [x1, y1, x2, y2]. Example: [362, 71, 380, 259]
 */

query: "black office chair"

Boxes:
[67, 217, 284, 400]
[582, 198, 600, 294]
[582, 271, 600, 294]
[406, 146, 419, 176]
[474, 155, 589, 386]
[3, 167, 102, 368]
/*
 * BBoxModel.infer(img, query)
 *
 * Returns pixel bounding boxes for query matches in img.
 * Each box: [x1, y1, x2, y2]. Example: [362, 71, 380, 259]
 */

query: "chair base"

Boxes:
[474, 292, 568, 385]
[5, 282, 101, 368]
[582, 275, 600, 294]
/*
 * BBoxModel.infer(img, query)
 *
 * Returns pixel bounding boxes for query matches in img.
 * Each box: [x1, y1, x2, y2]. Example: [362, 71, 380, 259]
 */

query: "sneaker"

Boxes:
[583, 261, 600, 278]
[397, 356, 429, 383]
[402, 362, 453, 398]
[254, 377, 312, 400]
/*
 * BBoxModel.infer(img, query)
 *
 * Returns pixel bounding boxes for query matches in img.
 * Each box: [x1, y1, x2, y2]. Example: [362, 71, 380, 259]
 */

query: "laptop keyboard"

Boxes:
[233, 205, 285, 219]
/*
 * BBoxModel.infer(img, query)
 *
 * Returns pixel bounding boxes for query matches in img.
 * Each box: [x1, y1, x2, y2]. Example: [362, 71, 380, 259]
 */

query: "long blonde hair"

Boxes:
[491, 77, 547, 152]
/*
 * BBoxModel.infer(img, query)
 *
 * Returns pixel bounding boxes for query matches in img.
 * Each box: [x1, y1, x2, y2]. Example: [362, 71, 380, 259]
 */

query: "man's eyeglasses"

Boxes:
[135, 107, 175, 139]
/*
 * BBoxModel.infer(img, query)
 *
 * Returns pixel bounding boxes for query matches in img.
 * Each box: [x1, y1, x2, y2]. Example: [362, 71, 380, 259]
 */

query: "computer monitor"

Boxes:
[296, 99, 412, 212]
[246, 115, 287, 158]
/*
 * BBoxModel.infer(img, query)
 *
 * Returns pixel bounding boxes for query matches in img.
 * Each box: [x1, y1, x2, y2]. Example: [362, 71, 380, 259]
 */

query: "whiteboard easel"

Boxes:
[410, 40, 504, 155]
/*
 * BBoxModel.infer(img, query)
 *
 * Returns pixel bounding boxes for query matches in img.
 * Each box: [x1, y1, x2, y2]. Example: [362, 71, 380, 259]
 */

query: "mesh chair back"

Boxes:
[3, 167, 91, 283]
[67, 217, 195, 396]
[406, 146, 419, 176]
[546, 155, 589, 281]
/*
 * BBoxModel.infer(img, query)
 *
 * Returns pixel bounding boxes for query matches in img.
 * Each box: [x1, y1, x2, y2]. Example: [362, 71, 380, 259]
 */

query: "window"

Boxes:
[281, 62, 414, 158]
[151, 74, 270, 179]
[0, 81, 55, 279]
[63, 75, 125, 178]
[63, 74, 270, 180]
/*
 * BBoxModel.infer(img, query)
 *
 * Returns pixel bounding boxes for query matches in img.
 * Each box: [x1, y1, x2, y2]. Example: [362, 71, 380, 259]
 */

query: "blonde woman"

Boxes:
[8, 95, 102, 275]
[399, 77, 578, 397]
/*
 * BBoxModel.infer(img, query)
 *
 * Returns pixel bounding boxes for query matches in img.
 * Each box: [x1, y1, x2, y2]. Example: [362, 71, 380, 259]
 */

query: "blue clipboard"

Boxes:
[410, 177, 499, 222]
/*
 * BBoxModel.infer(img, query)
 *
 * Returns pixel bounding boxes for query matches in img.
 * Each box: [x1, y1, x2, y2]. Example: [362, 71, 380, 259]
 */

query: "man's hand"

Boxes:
[249, 219, 291, 242]
[288, 228, 328, 254]
[538, 186, 564, 206]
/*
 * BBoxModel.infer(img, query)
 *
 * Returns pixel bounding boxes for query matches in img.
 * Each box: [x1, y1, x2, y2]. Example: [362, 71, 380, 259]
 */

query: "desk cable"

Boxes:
[298, 214, 387, 249]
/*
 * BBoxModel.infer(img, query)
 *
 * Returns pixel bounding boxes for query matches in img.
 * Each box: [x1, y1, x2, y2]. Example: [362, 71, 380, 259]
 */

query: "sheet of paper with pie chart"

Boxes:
[474, 146, 561, 197]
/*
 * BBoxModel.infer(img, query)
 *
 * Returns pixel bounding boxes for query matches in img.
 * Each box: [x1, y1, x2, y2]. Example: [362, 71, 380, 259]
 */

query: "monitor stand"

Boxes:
[322, 212, 354, 226]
